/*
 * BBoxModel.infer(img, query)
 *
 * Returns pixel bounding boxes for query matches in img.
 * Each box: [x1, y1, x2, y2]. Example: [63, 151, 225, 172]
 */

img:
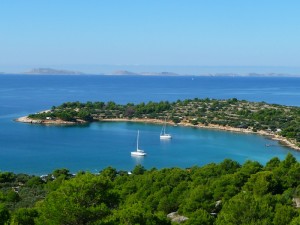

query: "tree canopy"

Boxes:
[0, 154, 299, 224]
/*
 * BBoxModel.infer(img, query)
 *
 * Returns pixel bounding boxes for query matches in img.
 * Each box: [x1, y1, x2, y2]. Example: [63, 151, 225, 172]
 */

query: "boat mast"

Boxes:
[137, 130, 139, 150]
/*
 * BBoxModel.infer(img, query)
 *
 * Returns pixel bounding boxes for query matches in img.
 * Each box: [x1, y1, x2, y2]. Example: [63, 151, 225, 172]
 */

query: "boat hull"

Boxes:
[131, 152, 146, 156]
[160, 134, 172, 139]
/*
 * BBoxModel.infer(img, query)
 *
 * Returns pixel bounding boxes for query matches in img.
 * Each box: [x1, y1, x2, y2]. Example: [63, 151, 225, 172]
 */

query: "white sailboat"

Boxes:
[160, 119, 172, 139]
[131, 130, 147, 156]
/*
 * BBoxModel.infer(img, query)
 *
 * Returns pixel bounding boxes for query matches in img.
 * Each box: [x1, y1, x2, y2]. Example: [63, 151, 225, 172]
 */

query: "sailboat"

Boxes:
[131, 130, 147, 156]
[160, 119, 172, 139]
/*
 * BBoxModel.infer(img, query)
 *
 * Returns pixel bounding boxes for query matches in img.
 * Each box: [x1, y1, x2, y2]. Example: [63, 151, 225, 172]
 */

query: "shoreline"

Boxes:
[16, 116, 300, 152]
[15, 116, 77, 125]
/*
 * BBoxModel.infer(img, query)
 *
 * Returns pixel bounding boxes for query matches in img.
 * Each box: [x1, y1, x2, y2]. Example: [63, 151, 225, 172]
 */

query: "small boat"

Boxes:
[131, 130, 147, 156]
[160, 119, 172, 139]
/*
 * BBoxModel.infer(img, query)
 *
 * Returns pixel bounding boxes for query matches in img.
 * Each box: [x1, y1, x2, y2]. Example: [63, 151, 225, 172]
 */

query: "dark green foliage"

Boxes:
[109, 202, 171, 225]
[26, 177, 44, 187]
[0, 172, 16, 183]
[1, 154, 300, 224]
[265, 157, 281, 170]
[184, 209, 214, 225]
[273, 204, 298, 225]
[216, 192, 273, 225]
[290, 216, 300, 225]
[219, 159, 241, 174]
[77, 110, 93, 121]
[37, 173, 119, 225]
[5, 190, 20, 203]
[211, 174, 241, 201]
[51, 168, 72, 179]
[132, 164, 146, 175]
[0, 204, 9, 225]
[10, 208, 38, 225]
[100, 166, 118, 181]
[243, 171, 281, 196]
[180, 185, 214, 213]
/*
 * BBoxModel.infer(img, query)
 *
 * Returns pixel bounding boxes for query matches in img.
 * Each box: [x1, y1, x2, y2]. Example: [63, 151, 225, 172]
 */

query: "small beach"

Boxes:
[16, 115, 300, 152]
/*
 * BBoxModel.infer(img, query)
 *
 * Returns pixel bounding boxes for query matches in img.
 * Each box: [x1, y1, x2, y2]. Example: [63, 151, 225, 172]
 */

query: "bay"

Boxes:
[0, 75, 300, 174]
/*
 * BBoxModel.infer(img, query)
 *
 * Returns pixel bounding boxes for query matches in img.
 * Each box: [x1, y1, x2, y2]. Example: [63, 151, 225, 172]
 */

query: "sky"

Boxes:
[1, 0, 300, 73]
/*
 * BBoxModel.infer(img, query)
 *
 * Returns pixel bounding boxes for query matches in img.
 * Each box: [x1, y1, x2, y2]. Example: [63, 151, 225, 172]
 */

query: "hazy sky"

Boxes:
[1, 0, 300, 70]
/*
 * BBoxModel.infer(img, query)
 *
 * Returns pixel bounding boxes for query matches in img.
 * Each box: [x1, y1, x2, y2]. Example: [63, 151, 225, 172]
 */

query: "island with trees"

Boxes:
[17, 98, 300, 150]
[0, 155, 299, 224]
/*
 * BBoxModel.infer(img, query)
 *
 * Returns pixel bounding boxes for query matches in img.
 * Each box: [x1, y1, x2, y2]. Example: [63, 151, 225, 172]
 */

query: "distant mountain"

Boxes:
[108, 70, 179, 76]
[17, 68, 299, 77]
[139, 71, 179, 76]
[110, 70, 138, 75]
[195, 72, 299, 77]
[247, 73, 295, 77]
[25, 68, 85, 75]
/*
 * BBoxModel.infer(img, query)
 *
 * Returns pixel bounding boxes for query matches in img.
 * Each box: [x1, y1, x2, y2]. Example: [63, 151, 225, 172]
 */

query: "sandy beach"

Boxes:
[16, 116, 300, 151]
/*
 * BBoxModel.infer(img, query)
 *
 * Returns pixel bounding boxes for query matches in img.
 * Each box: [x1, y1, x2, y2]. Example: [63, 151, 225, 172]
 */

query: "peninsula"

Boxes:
[17, 98, 300, 150]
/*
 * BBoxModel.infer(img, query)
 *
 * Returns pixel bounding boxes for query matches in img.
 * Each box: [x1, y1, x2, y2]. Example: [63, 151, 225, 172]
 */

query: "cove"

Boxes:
[1, 121, 299, 175]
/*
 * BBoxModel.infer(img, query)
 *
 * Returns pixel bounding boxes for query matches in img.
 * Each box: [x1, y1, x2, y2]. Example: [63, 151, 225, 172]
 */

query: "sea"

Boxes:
[0, 75, 300, 175]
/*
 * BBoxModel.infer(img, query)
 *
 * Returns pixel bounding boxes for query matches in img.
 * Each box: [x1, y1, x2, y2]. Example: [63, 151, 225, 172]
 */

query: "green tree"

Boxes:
[185, 209, 214, 225]
[5, 190, 20, 203]
[26, 176, 44, 187]
[0, 204, 9, 225]
[37, 173, 119, 225]
[180, 185, 214, 213]
[243, 171, 280, 196]
[77, 110, 93, 121]
[265, 157, 281, 171]
[290, 215, 300, 225]
[211, 174, 240, 201]
[52, 168, 72, 179]
[216, 192, 273, 225]
[219, 159, 241, 175]
[10, 208, 38, 225]
[273, 204, 297, 225]
[132, 164, 146, 175]
[111, 202, 171, 225]
[0, 172, 15, 183]
[281, 153, 297, 169]
[100, 166, 118, 181]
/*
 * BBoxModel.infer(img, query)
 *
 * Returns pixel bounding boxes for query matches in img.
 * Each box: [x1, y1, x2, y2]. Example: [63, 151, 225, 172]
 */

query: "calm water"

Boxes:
[0, 75, 300, 174]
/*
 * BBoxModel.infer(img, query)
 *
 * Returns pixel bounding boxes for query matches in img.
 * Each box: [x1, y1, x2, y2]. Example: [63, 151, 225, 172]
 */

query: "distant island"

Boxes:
[110, 70, 179, 76]
[20, 68, 179, 76]
[16, 98, 300, 151]
[25, 68, 85, 75]
[22, 68, 300, 76]
[1, 67, 299, 76]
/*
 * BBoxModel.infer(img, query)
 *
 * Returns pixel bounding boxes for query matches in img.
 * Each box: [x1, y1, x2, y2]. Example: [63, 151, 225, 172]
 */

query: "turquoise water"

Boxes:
[0, 75, 300, 174]
[0, 121, 295, 175]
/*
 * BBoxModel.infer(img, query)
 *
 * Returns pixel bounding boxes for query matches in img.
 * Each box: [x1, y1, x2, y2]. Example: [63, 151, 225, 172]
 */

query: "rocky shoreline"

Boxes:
[16, 116, 300, 151]
[15, 116, 77, 125]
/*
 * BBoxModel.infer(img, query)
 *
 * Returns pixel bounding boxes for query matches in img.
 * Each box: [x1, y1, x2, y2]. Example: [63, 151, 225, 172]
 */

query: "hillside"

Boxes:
[0, 155, 299, 224]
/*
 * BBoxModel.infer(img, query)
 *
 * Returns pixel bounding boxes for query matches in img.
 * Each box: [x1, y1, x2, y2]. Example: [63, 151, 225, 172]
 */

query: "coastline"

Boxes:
[102, 118, 300, 151]
[15, 116, 77, 125]
[16, 115, 300, 152]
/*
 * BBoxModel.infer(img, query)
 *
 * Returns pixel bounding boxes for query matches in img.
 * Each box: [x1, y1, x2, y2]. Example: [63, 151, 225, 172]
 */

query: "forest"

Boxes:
[28, 98, 300, 146]
[0, 154, 299, 224]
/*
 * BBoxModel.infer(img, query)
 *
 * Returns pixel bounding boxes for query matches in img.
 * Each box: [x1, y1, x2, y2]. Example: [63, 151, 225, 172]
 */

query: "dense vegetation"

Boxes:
[0, 154, 300, 224]
[28, 98, 300, 146]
